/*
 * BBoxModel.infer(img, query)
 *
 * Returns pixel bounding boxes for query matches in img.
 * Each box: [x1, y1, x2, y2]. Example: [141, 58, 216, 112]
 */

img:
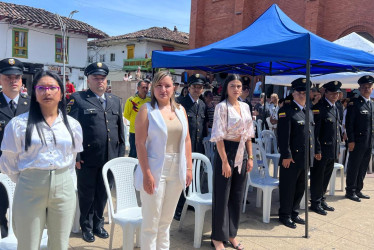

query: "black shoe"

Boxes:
[279, 218, 296, 229]
[82, 231, 95, 243]
[345, 193, 361, 202]
[356, 192, 370, 199]
[93, 227, 109, 239]
[291, 216, 305, 225]
[310, 205, 327, 215]
[174, 211, 181, 221]
[321, 201, 335, 211]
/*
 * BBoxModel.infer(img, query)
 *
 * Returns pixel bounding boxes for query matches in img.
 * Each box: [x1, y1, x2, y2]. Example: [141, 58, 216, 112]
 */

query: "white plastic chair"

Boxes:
[328, 163, 344, 195]
[202, 136, 215, 165]
[179, 153, 213, 248]
[102, 157, 142, 250]
[0, 174, 48, 249]
[261, 130, 281, 178]
[242, 143, 279, 223]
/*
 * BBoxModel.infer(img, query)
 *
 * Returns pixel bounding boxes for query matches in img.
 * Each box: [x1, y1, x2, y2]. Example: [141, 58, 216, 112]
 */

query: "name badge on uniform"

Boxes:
[297, 120, 305, 125]
[84, 108, 97, 114]
[360, 110, 369, 114]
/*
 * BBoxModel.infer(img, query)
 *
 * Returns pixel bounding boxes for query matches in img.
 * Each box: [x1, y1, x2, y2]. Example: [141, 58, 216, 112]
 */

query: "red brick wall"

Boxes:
[189, 0, 374, 48]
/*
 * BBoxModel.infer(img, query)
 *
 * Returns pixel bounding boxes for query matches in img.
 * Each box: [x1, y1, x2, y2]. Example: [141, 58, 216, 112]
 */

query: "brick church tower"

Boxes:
[189, 0, 374, 49]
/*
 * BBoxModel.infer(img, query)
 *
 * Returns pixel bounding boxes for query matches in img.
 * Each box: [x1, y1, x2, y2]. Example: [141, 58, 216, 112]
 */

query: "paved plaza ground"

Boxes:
[68, 172, 374, 250]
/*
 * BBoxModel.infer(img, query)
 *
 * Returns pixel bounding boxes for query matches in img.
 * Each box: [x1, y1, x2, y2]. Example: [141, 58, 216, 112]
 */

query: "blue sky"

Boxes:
[4, 0, 191, 36]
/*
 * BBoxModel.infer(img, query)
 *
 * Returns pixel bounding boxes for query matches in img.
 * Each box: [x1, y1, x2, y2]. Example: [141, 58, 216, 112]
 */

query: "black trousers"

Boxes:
[129, 132, 137, 158]
[346, 144, 371, 194]
[279, 162, 305, 219]
[77, 165, 114, 232]
[211, 140, 247, 241]
[0, 183, 8, 238]
[310, 157, 335, 206]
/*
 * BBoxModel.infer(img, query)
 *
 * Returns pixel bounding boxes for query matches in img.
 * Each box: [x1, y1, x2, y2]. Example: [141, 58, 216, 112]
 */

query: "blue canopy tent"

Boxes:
[152, 4, 374, 238]
[152, 4, 374, 75]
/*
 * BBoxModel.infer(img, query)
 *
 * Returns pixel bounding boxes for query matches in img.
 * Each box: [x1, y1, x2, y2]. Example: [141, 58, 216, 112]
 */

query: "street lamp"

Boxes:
[56, 10, 79, 89]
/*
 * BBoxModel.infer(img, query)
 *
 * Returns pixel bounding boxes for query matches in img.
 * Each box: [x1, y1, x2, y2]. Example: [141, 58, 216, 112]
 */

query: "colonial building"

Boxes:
[87, 26, 189, 82]
[190, 0, 374, 49]
[0, 1, 107, 90]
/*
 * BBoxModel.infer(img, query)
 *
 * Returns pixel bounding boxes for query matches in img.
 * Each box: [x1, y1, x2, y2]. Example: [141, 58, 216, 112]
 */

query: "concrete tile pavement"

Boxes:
[69, 173, 374, 249]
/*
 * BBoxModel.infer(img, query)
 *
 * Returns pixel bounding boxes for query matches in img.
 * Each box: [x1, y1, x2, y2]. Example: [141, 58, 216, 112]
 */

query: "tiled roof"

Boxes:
[0, 1, 108, 38]
[89, 26, 189, 45]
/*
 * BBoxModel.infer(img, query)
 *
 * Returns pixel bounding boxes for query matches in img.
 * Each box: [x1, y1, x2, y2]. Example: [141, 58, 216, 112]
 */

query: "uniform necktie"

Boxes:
[99, 97, 106, 109]
[194, 101, 199, 110]
[9, 100, 16, 115]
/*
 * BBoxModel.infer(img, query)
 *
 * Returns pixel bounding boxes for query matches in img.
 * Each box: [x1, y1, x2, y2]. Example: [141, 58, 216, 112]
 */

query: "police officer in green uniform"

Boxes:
[345, 75, 374, 202]
[0, 58, 30, 238]
[277, 78, 315, 229]
[68, 62, 125, 242]
[310, 81, 342, 215]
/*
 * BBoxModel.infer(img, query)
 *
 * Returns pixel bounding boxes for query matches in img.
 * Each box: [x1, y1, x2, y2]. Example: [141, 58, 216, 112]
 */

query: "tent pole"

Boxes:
[304, 59, 311, 239]
[262, 74, 266, 130]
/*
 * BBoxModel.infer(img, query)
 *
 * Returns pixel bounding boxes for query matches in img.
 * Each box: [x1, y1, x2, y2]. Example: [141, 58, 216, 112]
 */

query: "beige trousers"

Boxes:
[13, 167, 76, 250]
[140, 153, 184, 250]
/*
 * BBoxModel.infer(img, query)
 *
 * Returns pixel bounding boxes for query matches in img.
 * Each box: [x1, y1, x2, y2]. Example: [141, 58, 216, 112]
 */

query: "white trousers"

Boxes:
[13, 167, 76, 250]
[140, 153, 183, 250]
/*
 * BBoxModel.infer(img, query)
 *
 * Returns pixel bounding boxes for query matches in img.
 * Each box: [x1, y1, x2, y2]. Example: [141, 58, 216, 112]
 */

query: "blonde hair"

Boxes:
[150, 71, 180, 111]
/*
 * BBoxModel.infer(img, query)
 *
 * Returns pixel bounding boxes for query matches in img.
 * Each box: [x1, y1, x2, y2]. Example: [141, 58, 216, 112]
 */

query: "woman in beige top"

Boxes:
[210, 74, 255, 250]
[135, 71, 193, 250]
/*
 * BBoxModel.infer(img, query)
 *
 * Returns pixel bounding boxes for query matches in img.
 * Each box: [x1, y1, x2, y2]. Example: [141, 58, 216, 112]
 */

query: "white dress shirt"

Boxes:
[0, 111, 83, 182]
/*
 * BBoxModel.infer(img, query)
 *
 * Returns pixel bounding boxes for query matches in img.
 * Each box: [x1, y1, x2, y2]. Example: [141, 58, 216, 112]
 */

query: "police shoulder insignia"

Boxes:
[348, 102, 354, 106]
[67, 98, 75, 106]
[312, 109, 320, 114]
[279, 112, 286, 118]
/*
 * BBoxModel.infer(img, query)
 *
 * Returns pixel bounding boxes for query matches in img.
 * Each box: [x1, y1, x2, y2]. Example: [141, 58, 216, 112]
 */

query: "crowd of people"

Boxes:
[0, 57, 372, 250]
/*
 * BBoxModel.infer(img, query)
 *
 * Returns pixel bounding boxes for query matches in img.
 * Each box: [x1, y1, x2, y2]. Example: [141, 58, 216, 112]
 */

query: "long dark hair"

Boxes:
[25, 70, 75, 151]
[220, 74, 243, 102]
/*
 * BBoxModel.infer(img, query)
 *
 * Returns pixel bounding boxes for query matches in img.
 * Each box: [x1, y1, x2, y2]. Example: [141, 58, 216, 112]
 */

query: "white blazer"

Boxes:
[134, 102, 188, 192]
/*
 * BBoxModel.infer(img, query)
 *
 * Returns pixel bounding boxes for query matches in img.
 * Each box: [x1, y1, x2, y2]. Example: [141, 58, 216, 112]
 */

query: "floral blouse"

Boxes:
[210, 100, 255, 173]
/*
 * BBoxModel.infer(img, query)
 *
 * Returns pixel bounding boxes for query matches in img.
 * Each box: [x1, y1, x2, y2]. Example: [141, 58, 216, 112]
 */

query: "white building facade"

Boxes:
[0, 2, 107, 91]
[87, 27, 189, 83]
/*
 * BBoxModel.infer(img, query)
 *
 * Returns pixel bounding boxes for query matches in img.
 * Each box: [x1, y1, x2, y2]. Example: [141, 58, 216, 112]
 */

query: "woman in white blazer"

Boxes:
[134, 71, 193, 250]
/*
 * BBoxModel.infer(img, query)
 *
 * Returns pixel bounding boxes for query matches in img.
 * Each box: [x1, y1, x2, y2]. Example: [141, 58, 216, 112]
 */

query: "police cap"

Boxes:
[188, 74, 206, 85]
[84, 62, 109, 77]
[0, 58, 24, 75]
[323, 81, 342, 92]
[357, 75, 374, 85]
[291, 77, 311, 91]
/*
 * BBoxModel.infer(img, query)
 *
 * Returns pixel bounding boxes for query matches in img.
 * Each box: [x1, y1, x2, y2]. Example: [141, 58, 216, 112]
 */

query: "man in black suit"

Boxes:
[277, 78, 315, 229]
[345, 75, 374, 202]
[174, 73, 208, 220]
[310, 81, 342, 215]
[68, 62, 126, 242]
[0, 58, 30, 238]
